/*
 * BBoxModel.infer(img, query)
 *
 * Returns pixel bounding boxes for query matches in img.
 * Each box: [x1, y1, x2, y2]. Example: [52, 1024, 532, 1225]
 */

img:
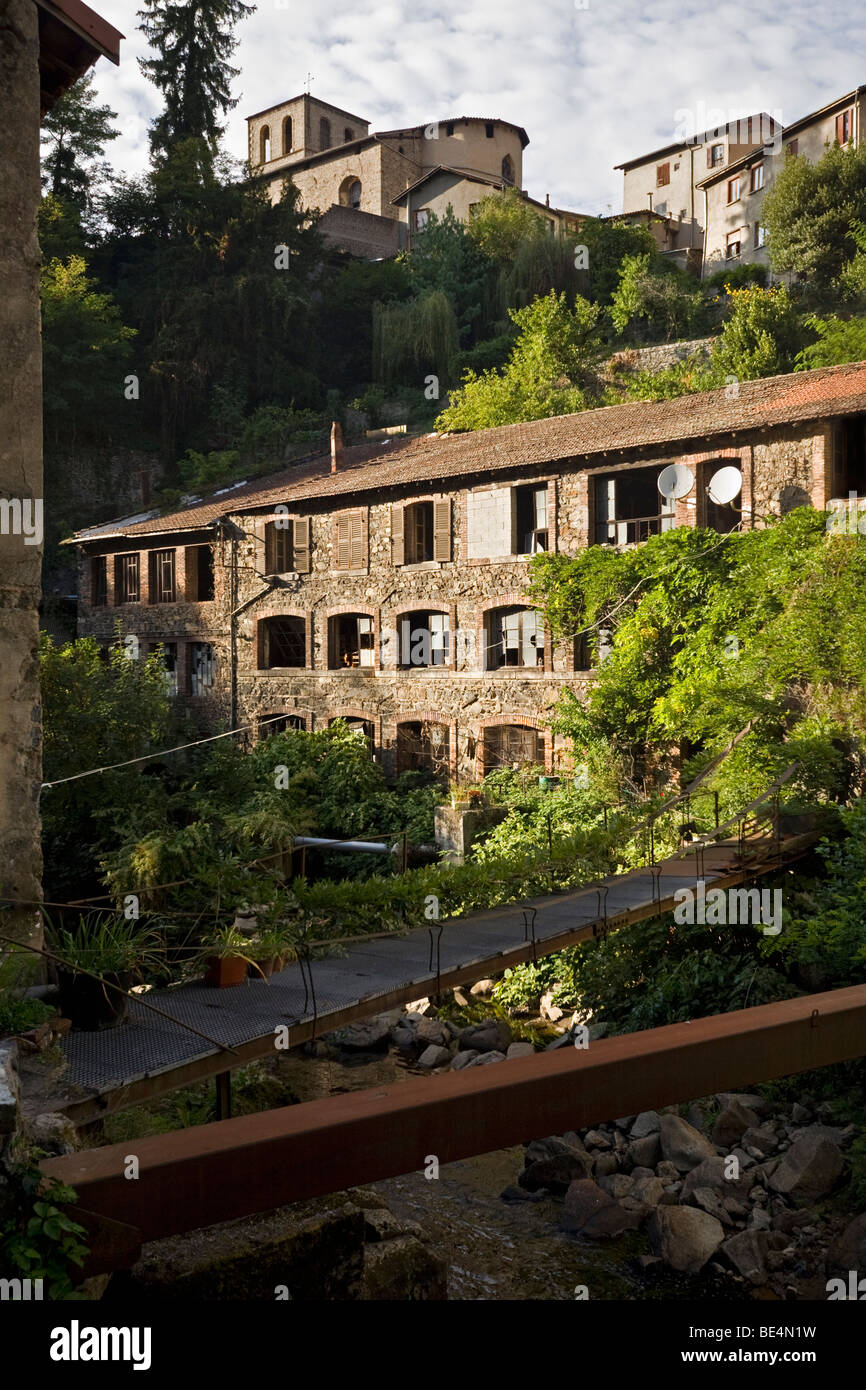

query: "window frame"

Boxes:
[259, 615, 306, 670]
[656, 161, 671, 187]
[116, 552, 140, 605]
[90, 555, 107, 607]
[727, 175, 743, 203]
[149, 548, 177, 605]
[750, 162, 764, 192]
[486, 606, 546, 671]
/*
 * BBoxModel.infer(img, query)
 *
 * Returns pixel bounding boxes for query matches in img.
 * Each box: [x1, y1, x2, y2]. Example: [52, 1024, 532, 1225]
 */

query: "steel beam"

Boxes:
[43, 982, 866, 1265]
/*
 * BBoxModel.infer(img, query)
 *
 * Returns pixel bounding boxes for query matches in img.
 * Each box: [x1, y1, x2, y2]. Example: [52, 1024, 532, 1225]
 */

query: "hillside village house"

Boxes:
[71, 361, 866, 783]
[699, 87, 866, 274]
[247, 92, 585, 257]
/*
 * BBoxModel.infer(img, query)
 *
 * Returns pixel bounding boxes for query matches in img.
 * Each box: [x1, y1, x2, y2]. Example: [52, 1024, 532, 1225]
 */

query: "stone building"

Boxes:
[247, 93, 584, 256]
[699, 86, 866, 275]
[71, 361, 866, 782]
[0, 0, 121, 953]
[615, 112, 777, 266]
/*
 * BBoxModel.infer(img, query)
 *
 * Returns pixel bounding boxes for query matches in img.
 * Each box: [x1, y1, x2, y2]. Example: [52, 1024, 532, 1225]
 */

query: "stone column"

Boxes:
[0, 0, 44, 956]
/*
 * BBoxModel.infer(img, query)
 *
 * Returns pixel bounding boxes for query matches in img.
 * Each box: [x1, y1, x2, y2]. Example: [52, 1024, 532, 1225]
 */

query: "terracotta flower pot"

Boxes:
[204, 955, 248, 989]
[247, 957, 274, 979]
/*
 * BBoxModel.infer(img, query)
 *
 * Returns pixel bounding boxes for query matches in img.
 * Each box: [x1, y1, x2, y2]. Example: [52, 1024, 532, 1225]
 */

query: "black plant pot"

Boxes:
[57, 970, 132, 1031]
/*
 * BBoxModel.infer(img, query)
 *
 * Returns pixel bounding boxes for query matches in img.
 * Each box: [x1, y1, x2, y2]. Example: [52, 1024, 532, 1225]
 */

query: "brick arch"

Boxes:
[474, 715, 552, 778]
[323, 706, 379, 755]
[255, 610, 310, 669]
[385, 602, 456, 671]
[475, 594, 549, 673]
[318, 603, 380, 671]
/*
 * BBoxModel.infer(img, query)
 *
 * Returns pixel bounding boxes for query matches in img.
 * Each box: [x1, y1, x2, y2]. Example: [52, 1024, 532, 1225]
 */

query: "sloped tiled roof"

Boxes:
[73, 361, 866, 542]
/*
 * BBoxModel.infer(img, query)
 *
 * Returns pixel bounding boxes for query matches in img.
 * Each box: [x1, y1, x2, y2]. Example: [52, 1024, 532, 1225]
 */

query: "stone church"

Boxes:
[247, 92, 584, 257]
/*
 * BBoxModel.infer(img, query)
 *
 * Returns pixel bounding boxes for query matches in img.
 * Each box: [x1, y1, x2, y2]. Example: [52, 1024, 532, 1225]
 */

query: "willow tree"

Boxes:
[373, 290, 460, 387]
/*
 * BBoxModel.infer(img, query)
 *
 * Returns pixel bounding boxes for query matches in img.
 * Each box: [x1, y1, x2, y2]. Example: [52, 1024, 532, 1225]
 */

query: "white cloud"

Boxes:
[90, 0, 865, 214]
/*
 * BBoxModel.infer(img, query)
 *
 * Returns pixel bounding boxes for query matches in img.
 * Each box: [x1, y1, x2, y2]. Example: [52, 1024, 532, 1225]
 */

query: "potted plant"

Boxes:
[247, 927, 287, 979]
[199, 924, 264, 989]
[49, 913, 164, 1031]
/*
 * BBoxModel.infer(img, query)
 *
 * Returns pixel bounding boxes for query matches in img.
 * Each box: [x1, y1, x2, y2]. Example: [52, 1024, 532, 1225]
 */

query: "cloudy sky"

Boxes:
[90, 0, 864, 215]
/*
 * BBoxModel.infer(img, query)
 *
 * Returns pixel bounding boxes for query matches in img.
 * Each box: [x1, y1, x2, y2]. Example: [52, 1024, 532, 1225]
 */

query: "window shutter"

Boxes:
[836, 112, 845, 145]
[264, 522, 276, 576]
[547, 481, 557, 553]
[252, 517, 268, 575]
[706, 146, 713, 168]
[293, 516, 311, 572]
[433, 498, 451, 561]
[336, 515, 350, 569]
[391, 504, 405, 566]
[349, 512, 364, 569]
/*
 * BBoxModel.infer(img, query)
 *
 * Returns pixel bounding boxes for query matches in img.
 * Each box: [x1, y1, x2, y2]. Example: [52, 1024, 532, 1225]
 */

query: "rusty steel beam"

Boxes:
[53, 833, 817, 1127]
[43, 983, 866, 1263]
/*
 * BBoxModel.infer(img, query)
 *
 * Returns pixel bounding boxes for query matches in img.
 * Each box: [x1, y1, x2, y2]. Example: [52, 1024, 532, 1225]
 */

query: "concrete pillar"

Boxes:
[0, 0, 44, 956]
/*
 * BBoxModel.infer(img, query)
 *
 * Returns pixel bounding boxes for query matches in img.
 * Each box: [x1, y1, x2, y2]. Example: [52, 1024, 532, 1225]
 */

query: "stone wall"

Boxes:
[0, 0, 43, 954]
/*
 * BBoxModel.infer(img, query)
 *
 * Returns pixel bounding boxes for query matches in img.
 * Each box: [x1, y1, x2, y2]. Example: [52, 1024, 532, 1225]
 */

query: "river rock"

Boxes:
[715, 1092, 771, 1116]
[417, 1045, 451, 1069]
[506, 1041, 535, 1059]
[593, 1153, 618, 1178]
[690, 1187, 734, 1225]
[648, 1206, 725, 1273]
[598, 1174, 634, 1200]
[391, 1023, 418, 1052]
[721, 1229, 769, 1285]
[740, 1124, 779, 1156]
[632, 1175, 665, 1207]
[540, 989, 564, 1022]
[712, 1099, 761, 1148]
[560, 1180, 643, 1239]
[791, 1102, 812, 1124]
[526, 1135, 589, 1165]
[469, 979, 495, 997]
[768, 1133, 844, 1202]
[584, 1129, 611, 1149]
[659, 1114, 718, 1172]
[451, 1049, 479, 1070]
[464, 1050, 506, 1067]
[630, 1111, 661, 1139]
[457, 1018, 512, 1054]
[415, 1017, 448, 1048]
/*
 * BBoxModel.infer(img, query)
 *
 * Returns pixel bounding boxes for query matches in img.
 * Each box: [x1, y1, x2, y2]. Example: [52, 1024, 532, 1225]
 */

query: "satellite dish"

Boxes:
[657, 463, 694, 501]
[707, 465, 743, 505]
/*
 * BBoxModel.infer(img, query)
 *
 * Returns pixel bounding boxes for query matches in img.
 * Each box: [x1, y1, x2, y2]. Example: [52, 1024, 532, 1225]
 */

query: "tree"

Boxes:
[406, 209, 491, 345]
[762, 142, 866, 298]
[137, 0, 255, 162]
[575, 217, 658, 305]
[707, 283, 804, 382]
[610, 252, 703, 342]
[41, 256, 135, 447]
[41, 71, 119, 217]
[435, 291, 603, 431]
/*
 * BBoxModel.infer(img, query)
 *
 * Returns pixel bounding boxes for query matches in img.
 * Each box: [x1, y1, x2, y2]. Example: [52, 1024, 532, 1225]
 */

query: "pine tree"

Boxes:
[41, 71, 119, 211]
[137, 0, 256, 160]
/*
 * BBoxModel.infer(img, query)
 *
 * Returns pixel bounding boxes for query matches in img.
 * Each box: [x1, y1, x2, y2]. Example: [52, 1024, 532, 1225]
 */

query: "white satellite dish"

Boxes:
[657, 463, 694, 501]
[707, 465, 743, 506]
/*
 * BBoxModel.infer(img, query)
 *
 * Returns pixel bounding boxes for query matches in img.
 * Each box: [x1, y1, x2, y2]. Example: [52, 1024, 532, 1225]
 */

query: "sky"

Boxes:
[89, 0, 866, 216]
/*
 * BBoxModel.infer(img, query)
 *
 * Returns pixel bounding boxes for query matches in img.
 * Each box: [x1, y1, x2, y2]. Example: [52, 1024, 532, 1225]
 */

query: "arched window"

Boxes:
[319, 116, 331, 149]
[282, 115, 293, 154]
[396, 611, 449, 668]
[396, 721, 449, 774]
[260, 125, 271, 164]
[501, 153, 515, 185]
[485, 607, 545, 670]
[328, 614, 375, 669]
[483, 725, 544, 774]
[258, 616, 306, 669]
[339, 176, 362, 209]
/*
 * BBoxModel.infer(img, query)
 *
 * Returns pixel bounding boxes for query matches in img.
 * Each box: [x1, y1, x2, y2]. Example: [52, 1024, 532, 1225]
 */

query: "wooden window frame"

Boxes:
[727, 175, 742, 203]
[149, 548, 176, 604]
[259, 616, 306, 670]
[750, 163, 764, 192]
[486, 606, 545, 672]
[116, 552, 140, 605]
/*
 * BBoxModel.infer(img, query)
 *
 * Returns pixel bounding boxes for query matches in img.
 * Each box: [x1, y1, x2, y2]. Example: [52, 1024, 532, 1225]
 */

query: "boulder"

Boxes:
[715, 1092, 771, 1116]
[712, 1099, 761, 1148]
[681, 1156, 755, 1205]
[593, 1153, 618, 1178]
[450, 1049, 479, 1070]
[598, 1174, 634, 1200]
[721, 1229, 769, 1285]
[627, 1134, 660, 1169]
[560, 1180, 643, 1239]
[391, 1024, 418, 1052]
[584, 1129, 612, 1150]
[768, 1134, 844, 1202]
[791, 1102, 812, 1125]
[457, 1018, 512, 1054]
[25, 1112, 78, 1155]
[469, 979, 495, 997]
[630, 1111, 661, 1139]
[632, 1175, 665, 1208]
[505, 1041, 535, 1060]
[740, 1124, 779, 1156]
[526, 1135, 589, 1165]
[361, 1236, 447, 1301]
[520, 1151, 593, 1193]
[416, 1045, 451, 1070]
[656, 1160, 681, 1184]
[659, 1114, 718, 1172]
[690, 1187, 733, 1226]
[648, 1206, 725, 1273]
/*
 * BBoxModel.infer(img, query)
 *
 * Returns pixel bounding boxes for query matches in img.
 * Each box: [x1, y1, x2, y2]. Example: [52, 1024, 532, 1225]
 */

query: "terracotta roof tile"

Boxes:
[76, 361, 866, 541]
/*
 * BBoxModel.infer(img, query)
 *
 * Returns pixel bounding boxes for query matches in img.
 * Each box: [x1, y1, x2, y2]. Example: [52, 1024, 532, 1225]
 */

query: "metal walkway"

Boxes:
[53, 831, 816, 1124]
